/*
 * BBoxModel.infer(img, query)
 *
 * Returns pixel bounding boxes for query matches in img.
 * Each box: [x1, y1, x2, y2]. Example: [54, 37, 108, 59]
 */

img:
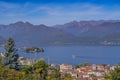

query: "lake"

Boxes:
[1, 46, 120, 66]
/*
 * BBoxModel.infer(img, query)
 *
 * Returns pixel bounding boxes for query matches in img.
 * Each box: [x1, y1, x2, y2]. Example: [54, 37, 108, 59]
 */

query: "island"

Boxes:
[22, 47, 44, 53]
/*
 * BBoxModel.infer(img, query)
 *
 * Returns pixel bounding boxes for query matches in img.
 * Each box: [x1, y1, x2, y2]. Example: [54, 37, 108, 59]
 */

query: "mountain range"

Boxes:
[0, 20, 120, 46]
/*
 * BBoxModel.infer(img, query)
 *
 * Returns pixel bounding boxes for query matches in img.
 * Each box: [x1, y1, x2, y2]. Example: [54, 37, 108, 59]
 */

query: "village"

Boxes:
[0, 51, 119, 80]
[0, 52, 116, 80]
[59, 63, 114, 80]
[17, 56, 115, 80]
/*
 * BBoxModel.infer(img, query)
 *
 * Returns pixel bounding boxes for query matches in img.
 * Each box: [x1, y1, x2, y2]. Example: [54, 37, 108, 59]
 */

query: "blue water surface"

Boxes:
[1, 46, 120, 66]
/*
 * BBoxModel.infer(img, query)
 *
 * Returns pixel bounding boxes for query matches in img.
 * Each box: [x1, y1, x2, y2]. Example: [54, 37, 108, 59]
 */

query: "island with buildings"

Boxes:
[21, 47, 44, 53]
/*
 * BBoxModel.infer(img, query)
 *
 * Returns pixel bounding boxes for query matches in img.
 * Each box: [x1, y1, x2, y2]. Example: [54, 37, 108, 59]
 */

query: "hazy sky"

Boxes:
[0, 0, 120, 26]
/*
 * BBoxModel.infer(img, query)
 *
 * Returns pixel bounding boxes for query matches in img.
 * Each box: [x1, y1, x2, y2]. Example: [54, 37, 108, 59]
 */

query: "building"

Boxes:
[0, 52, 5, 57]
[60, 64, 73, 72]
[18, 57, 37, 66]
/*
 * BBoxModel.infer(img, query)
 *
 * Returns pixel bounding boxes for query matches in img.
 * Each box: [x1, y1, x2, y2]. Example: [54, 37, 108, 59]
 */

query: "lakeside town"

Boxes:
[0, 38, 120, 80]
[1, 0, 120, 80]
[0, 52, 119, 80]
[17, 57, 118, 80]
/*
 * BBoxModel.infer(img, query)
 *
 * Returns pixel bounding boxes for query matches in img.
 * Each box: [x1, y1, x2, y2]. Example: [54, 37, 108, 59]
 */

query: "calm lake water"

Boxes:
[1, 46, 120, 66]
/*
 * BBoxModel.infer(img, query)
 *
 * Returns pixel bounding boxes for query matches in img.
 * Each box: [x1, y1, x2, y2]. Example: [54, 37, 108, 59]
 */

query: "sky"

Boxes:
[0, 0, 120, 26]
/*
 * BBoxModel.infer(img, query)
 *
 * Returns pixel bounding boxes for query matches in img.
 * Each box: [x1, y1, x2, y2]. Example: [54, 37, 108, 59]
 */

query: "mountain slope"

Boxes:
[0, 20, 120, 46]
[54, 20, 120, 37]
[0, 21, 75, 46]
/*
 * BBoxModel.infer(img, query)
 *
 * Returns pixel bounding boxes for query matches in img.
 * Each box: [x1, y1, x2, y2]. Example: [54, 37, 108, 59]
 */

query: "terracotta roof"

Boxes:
[62, 64, 72, 66]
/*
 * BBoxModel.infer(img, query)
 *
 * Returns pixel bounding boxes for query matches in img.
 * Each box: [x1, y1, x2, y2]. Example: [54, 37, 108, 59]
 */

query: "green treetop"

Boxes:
[34, 59, 48, 80]
[84, 62, 89, 67]
[2, 38, 19, 70]
[104, 64, 120, 80]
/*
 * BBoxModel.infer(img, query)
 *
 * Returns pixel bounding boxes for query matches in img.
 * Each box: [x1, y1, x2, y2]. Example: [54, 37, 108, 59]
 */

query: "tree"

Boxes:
[105, 64, 120, 80]
[47, 68, 61, 80]
[0, 57, 4, 68]
[89, 74, 96, 79]
[102, 64, 107, 67]
[54, 68, 61, 80]
[84, 62, 89, 67]
[21, 65, 33, 74]
[34, 59, 48, 80]
[2, 38, 19, 70]
[109, 65, 120, 80]
[64, 74, 73, 80]
[76, 64, 83, 68]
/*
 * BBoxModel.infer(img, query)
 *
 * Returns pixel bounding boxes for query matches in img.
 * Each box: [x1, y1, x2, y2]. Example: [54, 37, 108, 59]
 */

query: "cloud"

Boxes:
[0, 1, 120, 25]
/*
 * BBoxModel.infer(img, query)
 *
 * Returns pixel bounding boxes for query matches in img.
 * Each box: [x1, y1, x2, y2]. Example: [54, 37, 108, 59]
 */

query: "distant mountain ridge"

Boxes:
[0, 21, 75, 46]
[0, 20, 120, 46]
[54, 20, 120, 36]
